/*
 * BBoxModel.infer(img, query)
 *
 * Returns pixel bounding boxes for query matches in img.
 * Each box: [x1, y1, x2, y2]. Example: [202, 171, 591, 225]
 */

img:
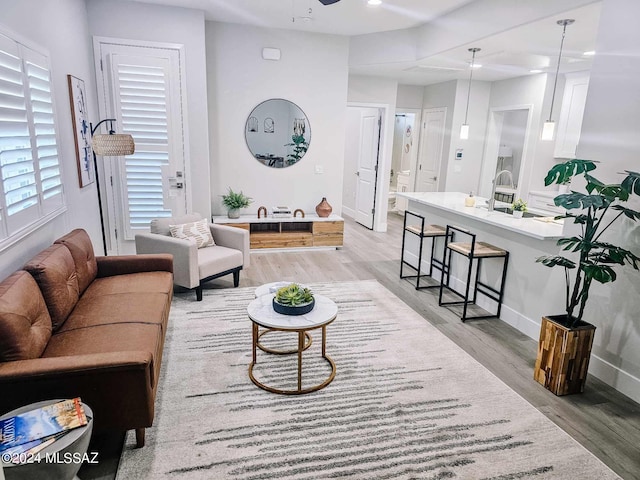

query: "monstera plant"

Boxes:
[536, 159, 640, 327]
[534, 159, 640, 396]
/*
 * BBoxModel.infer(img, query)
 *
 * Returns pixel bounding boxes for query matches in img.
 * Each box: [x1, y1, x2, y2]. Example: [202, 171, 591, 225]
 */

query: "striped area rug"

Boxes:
[116, 280, 619, 480]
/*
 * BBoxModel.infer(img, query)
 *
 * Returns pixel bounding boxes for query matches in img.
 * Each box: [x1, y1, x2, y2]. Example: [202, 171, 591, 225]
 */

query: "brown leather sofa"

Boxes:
[0, 229, 173, 448]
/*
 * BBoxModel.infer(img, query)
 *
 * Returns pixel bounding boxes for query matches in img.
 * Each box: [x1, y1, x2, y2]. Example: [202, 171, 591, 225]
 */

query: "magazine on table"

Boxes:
[0, 398, 87, 453]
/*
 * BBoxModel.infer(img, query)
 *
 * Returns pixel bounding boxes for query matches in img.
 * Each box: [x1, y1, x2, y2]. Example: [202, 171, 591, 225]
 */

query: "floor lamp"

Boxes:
[90, 119, 135, 255]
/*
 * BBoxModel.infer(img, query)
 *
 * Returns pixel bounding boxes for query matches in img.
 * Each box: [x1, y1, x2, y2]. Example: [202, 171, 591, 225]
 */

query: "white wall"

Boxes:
[206, 22, 348, 217]
[86, 0, 211, 220]
[445, 80, 491, 195]
[347, 75, 398, 231]
[0, 0, 102, 278]
[574, 0, 640, 402]
[396, 85, 424, 109]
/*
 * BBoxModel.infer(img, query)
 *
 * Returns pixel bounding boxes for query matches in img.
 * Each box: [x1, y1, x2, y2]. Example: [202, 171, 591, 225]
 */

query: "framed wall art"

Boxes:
[67, 75, 93, 187]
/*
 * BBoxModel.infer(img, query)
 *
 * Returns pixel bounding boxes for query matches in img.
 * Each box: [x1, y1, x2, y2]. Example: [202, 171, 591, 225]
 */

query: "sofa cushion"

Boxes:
[24, 244, 79, 331]
[150, 213, 203, 236]
[198, 245, 243, 279]
[169, 218, 215, 249]
[82, 272, 173, 299]
[0, 271, 52, 361]
[43, 323, 164, 388]
[54, 229, 98, 294]
[58, 292, 170, 333]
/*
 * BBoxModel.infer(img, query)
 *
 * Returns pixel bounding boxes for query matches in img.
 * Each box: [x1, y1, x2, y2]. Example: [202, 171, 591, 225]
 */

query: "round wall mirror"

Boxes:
[245, 99, 311, 168]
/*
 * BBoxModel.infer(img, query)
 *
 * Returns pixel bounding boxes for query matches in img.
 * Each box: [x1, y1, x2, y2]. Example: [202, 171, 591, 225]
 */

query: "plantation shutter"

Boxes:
[0, 33, 63, 240]
[109, 54, 176, 239]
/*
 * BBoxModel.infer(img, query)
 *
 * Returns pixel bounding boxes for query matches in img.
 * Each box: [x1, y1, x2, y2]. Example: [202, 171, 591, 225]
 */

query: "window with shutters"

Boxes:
[0, 31, 64, 249]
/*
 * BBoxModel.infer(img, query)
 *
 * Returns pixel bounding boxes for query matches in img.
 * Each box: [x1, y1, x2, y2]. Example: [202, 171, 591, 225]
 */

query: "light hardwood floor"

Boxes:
[81, 213, 640, 480]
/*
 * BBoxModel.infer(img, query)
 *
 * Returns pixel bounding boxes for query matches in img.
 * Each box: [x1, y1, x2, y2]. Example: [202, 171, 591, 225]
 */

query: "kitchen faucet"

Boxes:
[487, 170, 514, 211]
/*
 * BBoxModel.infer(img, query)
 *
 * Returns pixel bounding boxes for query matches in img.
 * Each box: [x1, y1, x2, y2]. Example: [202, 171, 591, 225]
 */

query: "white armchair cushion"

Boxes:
[169, 219, 215, 249]
[197, 245, 243, 279]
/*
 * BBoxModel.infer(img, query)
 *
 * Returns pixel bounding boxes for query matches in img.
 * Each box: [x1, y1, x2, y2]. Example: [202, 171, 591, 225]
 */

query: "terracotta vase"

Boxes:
[315, 197, 332, 218]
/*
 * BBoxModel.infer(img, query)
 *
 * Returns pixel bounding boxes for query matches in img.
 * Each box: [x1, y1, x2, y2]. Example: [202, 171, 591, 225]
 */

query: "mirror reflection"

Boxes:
[245, 98, 311, 168]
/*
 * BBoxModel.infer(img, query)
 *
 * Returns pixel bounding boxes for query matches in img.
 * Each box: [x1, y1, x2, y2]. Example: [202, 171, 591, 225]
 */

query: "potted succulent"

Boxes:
[272, 283, 315, 316]
[221, 188, 252, 219]
[534, 159, 640, 395]
[511, 198, 527, 218]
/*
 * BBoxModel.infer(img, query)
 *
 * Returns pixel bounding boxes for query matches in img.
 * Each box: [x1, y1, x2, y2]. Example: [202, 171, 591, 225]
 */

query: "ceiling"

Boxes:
[128, 0, 602, 86]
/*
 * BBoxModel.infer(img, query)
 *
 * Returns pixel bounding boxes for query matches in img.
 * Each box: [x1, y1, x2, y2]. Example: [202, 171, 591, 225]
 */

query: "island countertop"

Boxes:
[396, 191, 564, 240]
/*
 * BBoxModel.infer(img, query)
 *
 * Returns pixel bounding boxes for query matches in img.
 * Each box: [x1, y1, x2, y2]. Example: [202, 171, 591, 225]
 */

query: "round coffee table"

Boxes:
[247, 294, 337, 395]
[0, 400, 93, 480]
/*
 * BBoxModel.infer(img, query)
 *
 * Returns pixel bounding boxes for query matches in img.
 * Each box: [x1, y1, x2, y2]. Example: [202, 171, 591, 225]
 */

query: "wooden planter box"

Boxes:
[534, 315, 596, 396]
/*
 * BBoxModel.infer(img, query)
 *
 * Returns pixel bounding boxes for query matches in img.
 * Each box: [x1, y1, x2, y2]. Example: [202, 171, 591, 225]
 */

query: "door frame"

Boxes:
[393, 108, 422, 198]
[346, 102, 391, 232]
[479, 104, 533, 200]
[415, 107, 447, 192]
[93, 36, 192, 254]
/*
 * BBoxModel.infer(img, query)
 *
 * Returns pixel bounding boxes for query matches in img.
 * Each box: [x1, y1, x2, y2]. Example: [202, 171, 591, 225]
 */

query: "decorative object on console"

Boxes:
[294, 209, 305, 218]
[247, 116, 258, 132]
[315, 197, 332, 217]
[272, 206, 292, 218]
[534, 159, 640, 395]
[272, 283, 315, 316]
[257, 206, 267, 218]
[221, 188, 252, 219]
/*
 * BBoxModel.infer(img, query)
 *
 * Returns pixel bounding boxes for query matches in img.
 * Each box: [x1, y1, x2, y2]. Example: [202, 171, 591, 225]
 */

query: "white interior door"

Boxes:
[354, 108, 381, 229]
[95, 39, 188, 254]
[415, 107, 446, 192]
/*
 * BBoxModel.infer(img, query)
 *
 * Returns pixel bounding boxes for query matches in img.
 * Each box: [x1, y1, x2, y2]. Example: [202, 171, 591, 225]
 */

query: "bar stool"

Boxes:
[400, 211, 451, 289]
[438, 225, 509, 321]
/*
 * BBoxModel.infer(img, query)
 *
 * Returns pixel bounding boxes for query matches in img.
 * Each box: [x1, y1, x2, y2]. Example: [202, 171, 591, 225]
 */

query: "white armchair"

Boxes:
[135, 213, 250, 301]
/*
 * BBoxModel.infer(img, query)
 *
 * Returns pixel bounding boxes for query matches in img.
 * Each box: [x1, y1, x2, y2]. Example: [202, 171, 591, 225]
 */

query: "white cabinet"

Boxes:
[395, 172, 411, 213]
[528, 191, 564, 215]
[554, 72, 590, 159]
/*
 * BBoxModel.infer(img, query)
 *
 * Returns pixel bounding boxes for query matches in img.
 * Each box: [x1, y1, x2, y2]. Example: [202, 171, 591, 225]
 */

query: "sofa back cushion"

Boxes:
[54, 229, 98, 294]
[150, 213, 203, 236]
[24, 244, 79, 331]
[0, 271, 52, 361]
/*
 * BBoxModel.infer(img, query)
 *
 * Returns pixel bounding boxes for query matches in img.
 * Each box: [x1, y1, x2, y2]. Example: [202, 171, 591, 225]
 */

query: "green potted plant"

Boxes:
[511, 198, 527, 218]
[534, 159, 640, 395]
[273, 283, 315, 316]
[221, 188, 252, 219]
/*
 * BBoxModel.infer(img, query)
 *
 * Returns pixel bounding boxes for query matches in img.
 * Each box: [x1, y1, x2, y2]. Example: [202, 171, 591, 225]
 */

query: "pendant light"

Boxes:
[460, 47, 480, 140]
[541, 19, 575, 141]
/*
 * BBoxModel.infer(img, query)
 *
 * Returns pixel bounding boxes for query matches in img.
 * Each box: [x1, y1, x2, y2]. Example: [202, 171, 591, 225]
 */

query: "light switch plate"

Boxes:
[315, 165, 324, 174]
[453, 164, 462, 173]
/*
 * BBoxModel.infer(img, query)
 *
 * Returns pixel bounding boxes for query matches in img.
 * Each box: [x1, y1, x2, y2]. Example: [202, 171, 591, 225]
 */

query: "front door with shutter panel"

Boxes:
[95, 40, 188, 254]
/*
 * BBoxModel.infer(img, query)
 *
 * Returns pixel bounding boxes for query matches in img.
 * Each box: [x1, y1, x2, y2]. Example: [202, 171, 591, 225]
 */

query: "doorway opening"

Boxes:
[389, 110, 419, 215]
[479, 105, 533, 203]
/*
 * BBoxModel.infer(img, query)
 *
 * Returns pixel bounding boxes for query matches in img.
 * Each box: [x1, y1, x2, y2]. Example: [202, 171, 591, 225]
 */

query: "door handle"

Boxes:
[355, 171, 360, 176]
[431, 176, 438, 181]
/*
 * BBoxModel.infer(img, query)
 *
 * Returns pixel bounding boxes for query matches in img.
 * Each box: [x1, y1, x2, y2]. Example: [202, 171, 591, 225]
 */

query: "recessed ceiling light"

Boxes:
[530, 69, 543, 73]
[471, 64, 482, 69]
[367, 0, 382, 6]
[583, 50, 596, 56]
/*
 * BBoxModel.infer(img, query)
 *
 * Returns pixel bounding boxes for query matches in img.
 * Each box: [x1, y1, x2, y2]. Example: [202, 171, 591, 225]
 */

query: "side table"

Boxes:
[0, 400, 93, 480]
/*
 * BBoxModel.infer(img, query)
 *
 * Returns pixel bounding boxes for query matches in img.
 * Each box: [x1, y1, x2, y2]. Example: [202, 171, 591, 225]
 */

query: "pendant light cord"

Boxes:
[464, 48, 479, 125]
[548, 20, 573, 122]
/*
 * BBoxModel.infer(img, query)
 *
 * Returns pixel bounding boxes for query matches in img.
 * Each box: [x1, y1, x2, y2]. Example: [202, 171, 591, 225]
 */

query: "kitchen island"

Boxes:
[396, 191, 566, 340]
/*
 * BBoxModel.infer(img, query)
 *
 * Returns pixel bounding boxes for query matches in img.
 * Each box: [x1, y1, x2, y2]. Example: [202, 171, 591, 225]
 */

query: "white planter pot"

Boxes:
[512, 210, 524, 219]
[558, 185, 569, 194]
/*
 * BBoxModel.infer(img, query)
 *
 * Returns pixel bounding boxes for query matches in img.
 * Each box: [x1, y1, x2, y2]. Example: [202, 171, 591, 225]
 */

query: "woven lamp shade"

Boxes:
[92, 133, 135, 156]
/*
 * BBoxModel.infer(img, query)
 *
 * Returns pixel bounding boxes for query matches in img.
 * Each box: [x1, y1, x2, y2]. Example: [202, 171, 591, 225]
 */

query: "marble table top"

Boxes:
[247, 294, 337, 330]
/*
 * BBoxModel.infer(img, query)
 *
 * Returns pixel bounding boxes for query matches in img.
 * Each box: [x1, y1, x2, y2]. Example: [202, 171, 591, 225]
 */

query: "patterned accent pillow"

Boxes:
[169, 218, 215, 249]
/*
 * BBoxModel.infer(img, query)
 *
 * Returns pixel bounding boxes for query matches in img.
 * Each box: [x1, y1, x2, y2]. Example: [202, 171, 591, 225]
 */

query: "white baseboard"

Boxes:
[341, 206, 355, 220]
[403, 250, 640, 404]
